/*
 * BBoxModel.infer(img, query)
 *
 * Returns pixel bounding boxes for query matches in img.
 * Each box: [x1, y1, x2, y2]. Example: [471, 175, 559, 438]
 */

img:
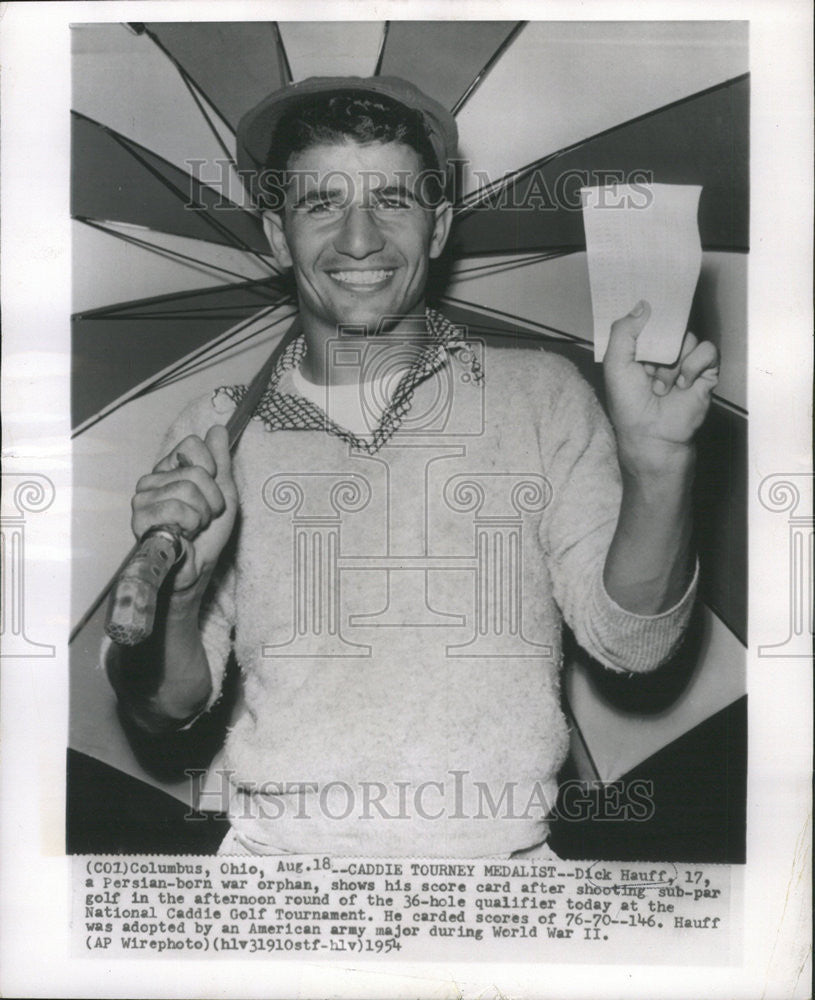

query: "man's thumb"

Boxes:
[205, 424, 235, 489]
[605, 300, 651, 366]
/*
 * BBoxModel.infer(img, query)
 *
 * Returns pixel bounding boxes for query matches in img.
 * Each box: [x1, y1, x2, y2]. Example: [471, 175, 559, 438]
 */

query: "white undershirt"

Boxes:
[291, 363, 410, 437]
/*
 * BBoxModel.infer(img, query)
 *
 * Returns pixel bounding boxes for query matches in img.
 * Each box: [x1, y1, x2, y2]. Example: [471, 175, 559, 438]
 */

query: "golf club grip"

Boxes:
[105, 528, 183, 646]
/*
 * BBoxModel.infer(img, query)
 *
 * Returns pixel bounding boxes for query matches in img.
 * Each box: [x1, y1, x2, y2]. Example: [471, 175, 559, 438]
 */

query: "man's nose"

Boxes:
[333, 205, 386, 258]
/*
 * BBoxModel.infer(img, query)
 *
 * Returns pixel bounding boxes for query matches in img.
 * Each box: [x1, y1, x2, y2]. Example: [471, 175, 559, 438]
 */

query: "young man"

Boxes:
[107, 77, 719, 858]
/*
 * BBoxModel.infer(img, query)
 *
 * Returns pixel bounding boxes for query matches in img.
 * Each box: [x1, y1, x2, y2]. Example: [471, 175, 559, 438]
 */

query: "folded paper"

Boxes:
[582, 183, 703, 364]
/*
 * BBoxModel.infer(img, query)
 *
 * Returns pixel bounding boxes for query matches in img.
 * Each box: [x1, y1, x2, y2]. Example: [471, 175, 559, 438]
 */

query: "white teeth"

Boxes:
[330, 269, 393, 285]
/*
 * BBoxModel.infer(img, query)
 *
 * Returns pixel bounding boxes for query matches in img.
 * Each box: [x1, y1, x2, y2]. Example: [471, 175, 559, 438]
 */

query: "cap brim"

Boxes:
[236, 75, 458, 181]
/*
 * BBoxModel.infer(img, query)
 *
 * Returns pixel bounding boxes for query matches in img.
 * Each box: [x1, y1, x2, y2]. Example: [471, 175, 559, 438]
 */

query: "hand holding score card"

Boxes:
[582, 183, 719, 474]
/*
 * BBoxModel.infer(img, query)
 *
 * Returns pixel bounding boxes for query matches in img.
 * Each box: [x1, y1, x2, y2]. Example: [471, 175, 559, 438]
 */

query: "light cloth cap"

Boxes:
[236, 75, 459, 199]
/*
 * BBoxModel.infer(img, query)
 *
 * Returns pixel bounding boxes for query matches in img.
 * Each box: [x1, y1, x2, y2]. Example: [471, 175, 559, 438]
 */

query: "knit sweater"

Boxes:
[132, 326, 697, 857]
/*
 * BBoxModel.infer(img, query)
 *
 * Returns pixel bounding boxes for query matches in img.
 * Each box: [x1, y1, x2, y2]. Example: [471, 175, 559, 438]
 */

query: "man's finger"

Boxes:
[132, 496, 208, 540]
[205, 424, 235, 489]
[647, 331, 699, 395]
[134, 476, 215, 524]
[154, 434, 216, 476]
[676, 340, 719, 390]
[136, 466, 225, 517]
[604, 300, 652, 367]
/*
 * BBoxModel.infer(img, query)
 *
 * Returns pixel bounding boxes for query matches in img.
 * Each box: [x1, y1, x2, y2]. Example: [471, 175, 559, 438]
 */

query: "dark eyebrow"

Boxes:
[373, 182, 421, 205]
[290, 187, 349, 210]
[290, 179, 422, 210]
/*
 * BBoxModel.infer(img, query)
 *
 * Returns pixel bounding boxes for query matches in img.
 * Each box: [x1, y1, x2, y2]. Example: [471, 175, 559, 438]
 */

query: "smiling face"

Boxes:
[263, 139, 452, 347]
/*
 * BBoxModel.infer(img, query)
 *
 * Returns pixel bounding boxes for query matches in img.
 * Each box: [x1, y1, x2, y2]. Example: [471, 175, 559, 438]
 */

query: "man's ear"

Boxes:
[262, 211, 293, 269]
[429, 200, 453, 260]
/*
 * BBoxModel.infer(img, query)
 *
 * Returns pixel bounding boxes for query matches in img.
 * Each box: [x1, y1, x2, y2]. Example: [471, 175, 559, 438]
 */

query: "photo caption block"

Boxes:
[74, 855, 740, 965]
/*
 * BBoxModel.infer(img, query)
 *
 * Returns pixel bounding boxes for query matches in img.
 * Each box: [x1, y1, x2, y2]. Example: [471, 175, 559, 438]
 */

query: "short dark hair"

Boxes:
[259, 90, 444, 209]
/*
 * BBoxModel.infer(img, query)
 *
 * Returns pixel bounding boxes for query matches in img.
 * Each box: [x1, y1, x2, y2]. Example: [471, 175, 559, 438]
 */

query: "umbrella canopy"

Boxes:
[70, 20, 748, 796]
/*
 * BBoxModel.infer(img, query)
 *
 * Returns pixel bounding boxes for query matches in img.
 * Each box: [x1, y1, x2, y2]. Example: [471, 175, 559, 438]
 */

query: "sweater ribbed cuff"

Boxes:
[587, 558, 699, 673]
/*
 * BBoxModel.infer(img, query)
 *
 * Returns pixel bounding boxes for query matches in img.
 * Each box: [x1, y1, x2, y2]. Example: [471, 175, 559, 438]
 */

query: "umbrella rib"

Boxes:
[443, 320, 568, 344]
[131, 301, 293, 391]
[704, 394, 747, 418]
[561, 696, 602, 784]
[451, 251, 567, 278]
[451, 21, 527, 117]
[77, 217, 277, 285]
[150, 148, 274, 269]
[441, 297, 747, 417]
[69, 312, 302, 644]
[373, 21, 390, 76]
[139, 23, 239, 146]
[89, 309, 278, 321]
[74, 111, 271, 266]
[455, 71, 750, 216]
[179, 71, 240, 168]
[73, 274, 287, 321]
[273, 23, 294, 85]
[439, 294, 591, 346]
[137, 299, 291, 375]
[152, 309, 299, 390]
[450, 243, 587, 259]
[71, 303, 290, 439]
[700, 600, 747, 647]
[116, 130, 260, 254]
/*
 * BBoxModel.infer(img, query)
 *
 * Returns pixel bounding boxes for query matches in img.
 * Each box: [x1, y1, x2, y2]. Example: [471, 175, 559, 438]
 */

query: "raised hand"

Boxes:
[603, 301, 719, 475]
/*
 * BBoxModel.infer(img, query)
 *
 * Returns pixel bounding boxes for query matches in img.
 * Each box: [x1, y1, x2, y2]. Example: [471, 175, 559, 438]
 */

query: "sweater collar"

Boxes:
[214, 307, 483, 454]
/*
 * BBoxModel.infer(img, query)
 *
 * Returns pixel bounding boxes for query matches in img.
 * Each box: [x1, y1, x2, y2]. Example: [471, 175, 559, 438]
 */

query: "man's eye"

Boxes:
[307, 201, 340, 215]
[374, 196, 410, 210]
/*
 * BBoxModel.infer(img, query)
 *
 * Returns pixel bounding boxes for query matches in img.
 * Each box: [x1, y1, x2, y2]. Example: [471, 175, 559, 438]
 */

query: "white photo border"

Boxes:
[1, 1, 811, 998]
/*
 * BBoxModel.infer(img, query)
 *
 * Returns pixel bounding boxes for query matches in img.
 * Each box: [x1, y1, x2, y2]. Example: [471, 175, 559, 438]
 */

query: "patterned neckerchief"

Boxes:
[213, 307, 483, 455]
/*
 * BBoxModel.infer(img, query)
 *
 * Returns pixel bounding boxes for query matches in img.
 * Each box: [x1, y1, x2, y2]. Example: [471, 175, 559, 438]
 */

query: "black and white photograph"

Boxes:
[0, 2, 811, 998]
[67, 16, 750, 864]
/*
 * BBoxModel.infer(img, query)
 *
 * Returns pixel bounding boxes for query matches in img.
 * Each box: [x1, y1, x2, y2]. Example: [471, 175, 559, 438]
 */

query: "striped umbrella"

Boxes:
[70, 20, 748, 800]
